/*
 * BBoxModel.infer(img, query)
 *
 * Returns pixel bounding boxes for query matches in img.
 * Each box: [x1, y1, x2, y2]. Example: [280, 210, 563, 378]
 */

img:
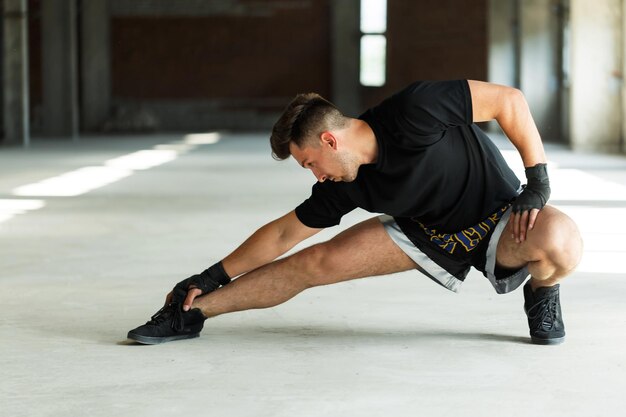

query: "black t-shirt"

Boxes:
[295, 80, 520, 233]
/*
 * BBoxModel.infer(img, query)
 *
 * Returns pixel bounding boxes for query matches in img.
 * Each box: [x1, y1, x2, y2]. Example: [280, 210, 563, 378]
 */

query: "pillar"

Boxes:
[622, 0, 626, 154]
[2, 0, 29, 146]
[331, 0, 361, 116]
[0, 1, 3, 138]
[81, 0, 111, 131]
[519, 0, 561, 142]
[570, 0, 622, 152]
[488, 0, 519, 88]
[41, 0, 79, 138]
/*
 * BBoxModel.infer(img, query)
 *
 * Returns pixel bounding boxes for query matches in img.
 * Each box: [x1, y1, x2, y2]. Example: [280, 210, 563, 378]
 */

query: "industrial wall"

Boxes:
[15, 0, 488, 134]
[4, 0, 625, 153]
[109, 1, 332, 130]
[363, 0, 487, 108]
[488, 0, 626, 152]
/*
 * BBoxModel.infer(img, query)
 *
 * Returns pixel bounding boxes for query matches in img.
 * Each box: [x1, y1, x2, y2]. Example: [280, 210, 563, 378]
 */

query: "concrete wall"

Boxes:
[81, 0, 111, 131]
[570, 0, 623, 152]
[15, 0, 490, 134]
[488, 0, 518, 89]
[488, 0, 563, 142]
[487, 0, 519, 133]
[331, 0, 360, 117]
[40, 0, 78, 138]
[0, 1, 4, 139]
[620, 0, 626, 153]
[488, 0, 626, 153]
[2, 0, 29, 145]
[7, 0, 626, 148]
[520, 0, 561, 142]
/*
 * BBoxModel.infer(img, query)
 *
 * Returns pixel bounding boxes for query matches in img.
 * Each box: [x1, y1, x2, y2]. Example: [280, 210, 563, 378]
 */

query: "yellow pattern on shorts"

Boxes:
[418, 205, 509, 255]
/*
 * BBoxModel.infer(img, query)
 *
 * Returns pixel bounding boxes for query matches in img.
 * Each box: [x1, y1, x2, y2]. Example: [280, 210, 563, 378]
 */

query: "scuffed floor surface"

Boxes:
[1, 132, 625, 417]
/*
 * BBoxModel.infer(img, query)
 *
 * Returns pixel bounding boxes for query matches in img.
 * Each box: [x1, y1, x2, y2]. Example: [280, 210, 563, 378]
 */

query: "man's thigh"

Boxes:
[302, 217, 417, 286]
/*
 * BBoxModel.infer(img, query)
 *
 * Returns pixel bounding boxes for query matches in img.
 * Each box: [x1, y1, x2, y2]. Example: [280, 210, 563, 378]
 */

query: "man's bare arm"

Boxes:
[222, 210, 323, 278]
[176, 210, 322, 310]
[468, 79, 546, 167]
[467, 80, 549, 243]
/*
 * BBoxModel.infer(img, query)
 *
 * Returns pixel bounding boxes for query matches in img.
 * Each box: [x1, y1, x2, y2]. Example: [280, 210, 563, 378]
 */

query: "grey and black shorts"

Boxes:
[379, 205, 529, 294]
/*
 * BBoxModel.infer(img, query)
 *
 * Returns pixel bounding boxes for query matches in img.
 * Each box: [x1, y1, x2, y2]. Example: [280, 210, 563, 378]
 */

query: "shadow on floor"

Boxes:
[114, 324, 531, 346]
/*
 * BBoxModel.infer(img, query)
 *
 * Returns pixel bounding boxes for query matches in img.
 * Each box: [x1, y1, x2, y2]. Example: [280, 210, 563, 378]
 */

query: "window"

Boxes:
[360, 0, 387, 87]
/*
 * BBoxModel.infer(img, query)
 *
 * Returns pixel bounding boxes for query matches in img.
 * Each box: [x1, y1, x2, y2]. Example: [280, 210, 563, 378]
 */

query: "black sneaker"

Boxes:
[127, 303, 206, 345]
[523, 282, 565, 345]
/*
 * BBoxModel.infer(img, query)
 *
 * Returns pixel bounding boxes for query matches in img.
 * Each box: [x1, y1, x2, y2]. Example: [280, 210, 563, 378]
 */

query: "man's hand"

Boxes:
[165, 262, 231, 311]
[511, 163, 550, 243]
[165, 288, 204, 311]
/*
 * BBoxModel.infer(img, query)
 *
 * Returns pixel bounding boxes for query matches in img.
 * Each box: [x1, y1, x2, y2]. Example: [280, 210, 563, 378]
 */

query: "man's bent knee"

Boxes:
[538, 208, 583, 274]
[554, 215, 583, 274]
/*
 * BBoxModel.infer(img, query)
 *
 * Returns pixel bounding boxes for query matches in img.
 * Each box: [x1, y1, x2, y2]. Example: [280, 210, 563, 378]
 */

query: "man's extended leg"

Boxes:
[192, 217, 417, 318]
[496, 205, 583, 344]
[127, 216, 416, 344]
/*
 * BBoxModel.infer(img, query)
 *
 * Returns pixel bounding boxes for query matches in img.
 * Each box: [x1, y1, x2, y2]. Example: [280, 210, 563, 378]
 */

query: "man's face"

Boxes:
[289, 136, 360, 183]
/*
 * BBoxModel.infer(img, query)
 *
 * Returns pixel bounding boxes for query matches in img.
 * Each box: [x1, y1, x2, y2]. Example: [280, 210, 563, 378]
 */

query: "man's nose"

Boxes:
[312, 168, 326, 182]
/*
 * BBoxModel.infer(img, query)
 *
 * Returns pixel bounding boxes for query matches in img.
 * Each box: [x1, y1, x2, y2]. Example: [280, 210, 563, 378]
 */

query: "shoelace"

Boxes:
[148, 303, 185, 331]
[527, 290, 559, 331]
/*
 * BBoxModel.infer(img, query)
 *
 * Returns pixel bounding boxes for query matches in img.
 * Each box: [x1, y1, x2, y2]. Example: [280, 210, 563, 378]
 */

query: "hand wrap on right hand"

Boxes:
[171, 261, 231, 303]
[512, 163, 551, 214]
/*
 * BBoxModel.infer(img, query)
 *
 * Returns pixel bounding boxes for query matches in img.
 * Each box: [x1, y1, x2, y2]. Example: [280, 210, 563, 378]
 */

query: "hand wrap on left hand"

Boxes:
[512, 163, 551, 213]
[171, 261, 231, 303]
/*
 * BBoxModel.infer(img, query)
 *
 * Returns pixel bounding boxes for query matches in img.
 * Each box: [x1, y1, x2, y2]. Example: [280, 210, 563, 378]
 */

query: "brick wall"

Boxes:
[24, 0, 488, 131]
[362, 0, 488, 109]
[110, 2, 331, 106]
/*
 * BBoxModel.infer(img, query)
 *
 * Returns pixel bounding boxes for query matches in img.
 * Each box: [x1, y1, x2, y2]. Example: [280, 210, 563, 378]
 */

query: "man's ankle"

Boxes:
[191, 303, 210, 319]
[529, 277, 560, 291]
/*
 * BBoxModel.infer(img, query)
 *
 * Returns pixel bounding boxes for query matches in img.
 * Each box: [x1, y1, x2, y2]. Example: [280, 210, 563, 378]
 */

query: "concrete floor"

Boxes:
[1, 132, 625, 417]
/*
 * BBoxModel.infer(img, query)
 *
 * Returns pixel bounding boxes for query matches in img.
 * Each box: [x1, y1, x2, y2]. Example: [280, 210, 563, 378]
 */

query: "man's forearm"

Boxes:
[221, 222, 289, 278]
[220, 211, 320, 279]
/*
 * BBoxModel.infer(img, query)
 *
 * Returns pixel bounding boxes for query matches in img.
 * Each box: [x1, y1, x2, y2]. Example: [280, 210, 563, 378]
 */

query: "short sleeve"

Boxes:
[399, 80, 473, 136]
[295, 182, 357, 228]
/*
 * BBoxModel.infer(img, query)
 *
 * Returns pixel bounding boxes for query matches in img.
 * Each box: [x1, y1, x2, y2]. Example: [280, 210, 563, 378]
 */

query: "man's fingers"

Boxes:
[183, 288, 202, 311]
[519, 210, 529, 242]
[512, 211, 520, 242]
[512, 208, 541, 243]
[528, 208, 540, 230]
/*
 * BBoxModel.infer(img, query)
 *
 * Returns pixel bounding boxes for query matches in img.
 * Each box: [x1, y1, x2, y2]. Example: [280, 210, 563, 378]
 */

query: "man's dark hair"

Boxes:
[270, 93, 348, 160]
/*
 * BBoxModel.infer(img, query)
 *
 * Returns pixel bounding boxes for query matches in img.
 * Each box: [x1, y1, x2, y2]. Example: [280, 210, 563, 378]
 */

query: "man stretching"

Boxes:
[127, 80, 582, 345]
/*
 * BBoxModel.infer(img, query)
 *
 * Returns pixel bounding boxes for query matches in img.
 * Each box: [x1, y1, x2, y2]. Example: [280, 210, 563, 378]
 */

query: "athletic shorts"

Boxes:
[379, 205, 529, 294]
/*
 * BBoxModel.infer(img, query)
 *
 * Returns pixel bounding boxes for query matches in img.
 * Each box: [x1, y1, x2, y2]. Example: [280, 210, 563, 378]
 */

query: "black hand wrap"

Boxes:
[171, 261, 231, 303]
[512, 163, 551, 213]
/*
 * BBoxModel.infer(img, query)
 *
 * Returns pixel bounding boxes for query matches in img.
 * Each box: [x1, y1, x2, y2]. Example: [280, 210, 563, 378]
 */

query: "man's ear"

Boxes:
[320, 131, 337, 149]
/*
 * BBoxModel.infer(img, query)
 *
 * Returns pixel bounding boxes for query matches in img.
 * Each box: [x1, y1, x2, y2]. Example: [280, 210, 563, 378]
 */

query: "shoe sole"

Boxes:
[127, 332, 200, 345]
[530, 335, 565, 345]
